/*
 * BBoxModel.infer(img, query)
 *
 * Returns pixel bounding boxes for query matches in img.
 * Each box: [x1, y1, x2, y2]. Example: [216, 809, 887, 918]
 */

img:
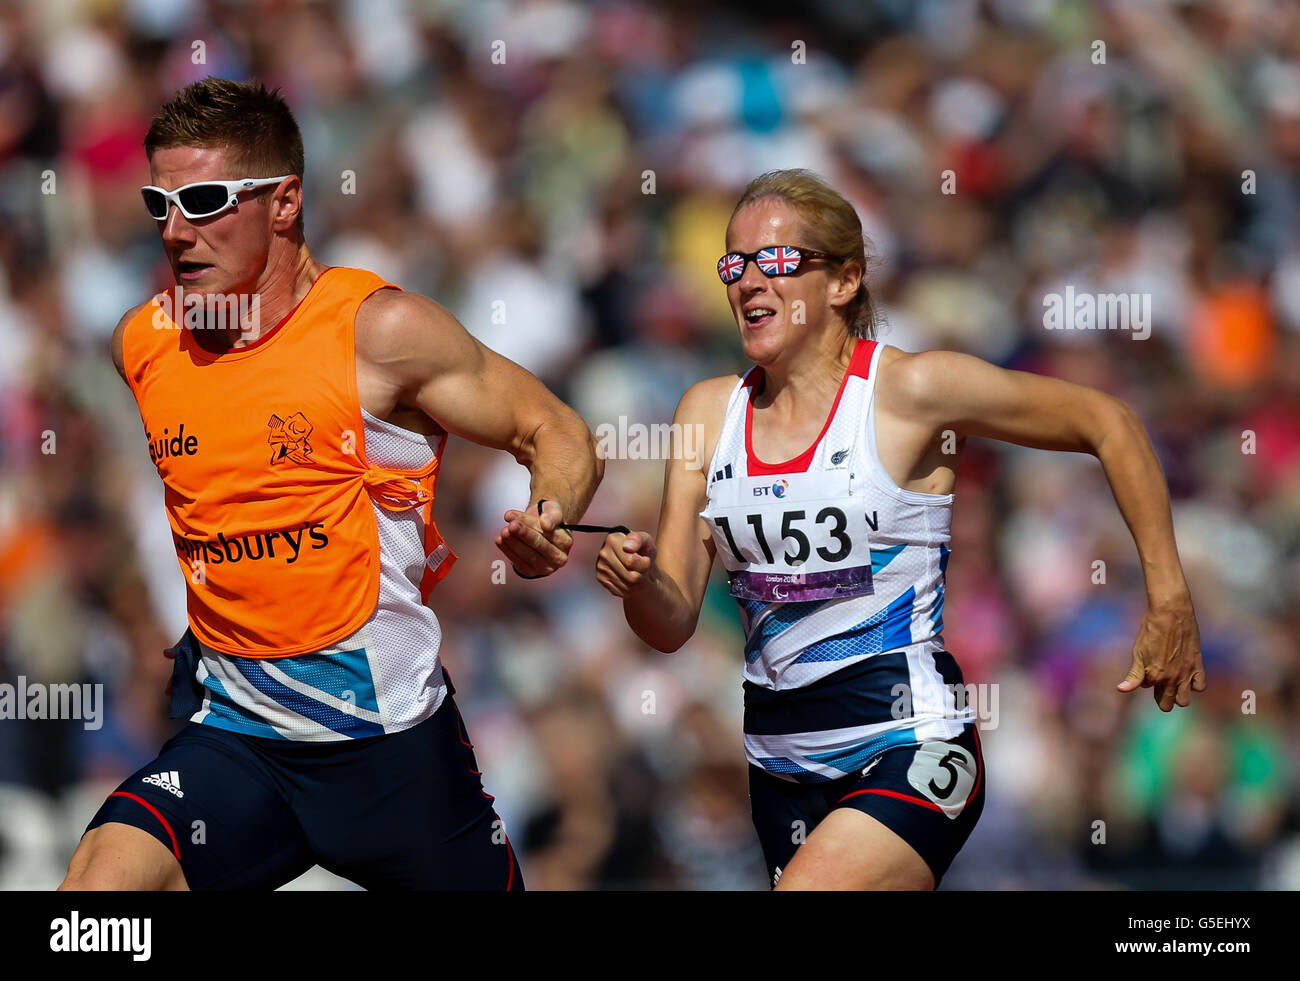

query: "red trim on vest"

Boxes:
[745, 339, 876, 476]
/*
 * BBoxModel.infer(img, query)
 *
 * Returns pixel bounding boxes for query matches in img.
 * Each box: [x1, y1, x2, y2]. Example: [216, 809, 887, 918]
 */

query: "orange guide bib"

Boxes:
[121, 266, 457, 657]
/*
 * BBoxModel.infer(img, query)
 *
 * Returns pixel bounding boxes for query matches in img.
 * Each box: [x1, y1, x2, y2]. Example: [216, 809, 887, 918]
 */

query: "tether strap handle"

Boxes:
[514, 501, 630, 579]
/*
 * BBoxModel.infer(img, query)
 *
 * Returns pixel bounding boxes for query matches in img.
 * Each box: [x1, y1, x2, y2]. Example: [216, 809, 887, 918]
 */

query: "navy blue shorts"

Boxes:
[748, 723, 986, 889]
[84, 669, 522, 891]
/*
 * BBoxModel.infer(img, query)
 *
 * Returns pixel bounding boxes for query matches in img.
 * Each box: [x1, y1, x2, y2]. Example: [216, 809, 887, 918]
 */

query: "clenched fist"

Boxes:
[595, 530, 657, 598]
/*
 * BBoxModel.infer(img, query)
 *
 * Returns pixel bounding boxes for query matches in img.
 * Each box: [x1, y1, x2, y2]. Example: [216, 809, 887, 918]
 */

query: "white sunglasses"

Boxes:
[140, 175, 292, 221]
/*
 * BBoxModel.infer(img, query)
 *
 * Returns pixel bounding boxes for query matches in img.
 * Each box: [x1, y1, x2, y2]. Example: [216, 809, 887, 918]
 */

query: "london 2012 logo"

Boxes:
[771, 479, 789, 498]
[267, 412, 314, 465]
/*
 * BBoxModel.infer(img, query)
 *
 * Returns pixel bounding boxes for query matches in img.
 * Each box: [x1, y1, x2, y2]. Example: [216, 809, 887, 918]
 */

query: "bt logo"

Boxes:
[753, 480, 790, 498]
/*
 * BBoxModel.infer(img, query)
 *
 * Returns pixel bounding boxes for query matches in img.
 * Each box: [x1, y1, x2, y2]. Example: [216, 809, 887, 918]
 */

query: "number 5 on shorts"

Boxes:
[906, 741, 977, 819]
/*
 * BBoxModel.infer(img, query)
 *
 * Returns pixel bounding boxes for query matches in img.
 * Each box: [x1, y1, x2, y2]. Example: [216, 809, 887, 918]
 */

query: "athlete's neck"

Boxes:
[193, 245, 326, 352]
[754, 328, 856, 407]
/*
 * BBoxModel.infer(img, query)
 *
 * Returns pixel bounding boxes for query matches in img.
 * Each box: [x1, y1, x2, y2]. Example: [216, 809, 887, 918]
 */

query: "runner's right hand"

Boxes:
[596, 531, 657, 598]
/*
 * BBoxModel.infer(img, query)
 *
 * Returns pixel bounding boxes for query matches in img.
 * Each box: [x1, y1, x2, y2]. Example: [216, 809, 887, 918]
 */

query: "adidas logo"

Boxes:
[142, 770, 184, 798]
[712, 463, 734, 483]
[773, 865, 783, 887]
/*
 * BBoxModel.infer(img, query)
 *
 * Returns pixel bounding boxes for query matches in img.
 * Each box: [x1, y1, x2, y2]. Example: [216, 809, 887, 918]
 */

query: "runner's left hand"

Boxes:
[495, 500, 574, 579]
[1117, 597, 1206, 711]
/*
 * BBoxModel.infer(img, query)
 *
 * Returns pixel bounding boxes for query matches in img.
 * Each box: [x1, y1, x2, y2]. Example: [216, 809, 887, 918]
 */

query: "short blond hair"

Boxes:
[146, 77, 304, 232]
[729, 169, 876, 338]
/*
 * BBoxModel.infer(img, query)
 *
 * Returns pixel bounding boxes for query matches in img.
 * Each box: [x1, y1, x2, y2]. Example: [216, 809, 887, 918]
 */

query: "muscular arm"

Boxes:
[881, 349, 1206, 710]
[596, 376, 732, 652]
[356, 288, 602, 577]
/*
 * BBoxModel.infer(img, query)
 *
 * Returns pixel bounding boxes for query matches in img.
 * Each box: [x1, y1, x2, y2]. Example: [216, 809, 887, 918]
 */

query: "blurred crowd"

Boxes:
[1, 0, 1299, 890]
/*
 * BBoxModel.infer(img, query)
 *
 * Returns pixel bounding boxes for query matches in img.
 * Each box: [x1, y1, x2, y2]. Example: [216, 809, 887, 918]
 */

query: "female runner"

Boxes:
[595, 169, 1205, 890]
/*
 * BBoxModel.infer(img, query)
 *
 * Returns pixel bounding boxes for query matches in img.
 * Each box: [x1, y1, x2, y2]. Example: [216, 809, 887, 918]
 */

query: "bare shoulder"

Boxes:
[676, 373, 741, 425]
[875, 346, 979, 416]
[673, 374, 744, 475]
[354, 287, 464, 366]
[111, 301, 153, 382]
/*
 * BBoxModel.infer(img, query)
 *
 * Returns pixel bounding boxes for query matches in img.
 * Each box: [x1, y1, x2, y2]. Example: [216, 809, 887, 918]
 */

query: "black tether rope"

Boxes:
[513, 500, 630, 578]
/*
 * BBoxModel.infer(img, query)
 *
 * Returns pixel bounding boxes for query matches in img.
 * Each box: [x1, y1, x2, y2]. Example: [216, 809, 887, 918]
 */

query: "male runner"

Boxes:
[58, 77, 600, 890]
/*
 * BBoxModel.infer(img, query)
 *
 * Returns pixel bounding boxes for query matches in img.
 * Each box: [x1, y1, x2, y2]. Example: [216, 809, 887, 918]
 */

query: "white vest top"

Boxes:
[701, 340, 971, 779]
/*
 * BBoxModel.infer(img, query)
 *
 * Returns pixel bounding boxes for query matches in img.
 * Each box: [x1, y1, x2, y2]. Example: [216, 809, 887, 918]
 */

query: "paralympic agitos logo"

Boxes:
[174, 521, 329, 566]
[268, 411, 313, 465]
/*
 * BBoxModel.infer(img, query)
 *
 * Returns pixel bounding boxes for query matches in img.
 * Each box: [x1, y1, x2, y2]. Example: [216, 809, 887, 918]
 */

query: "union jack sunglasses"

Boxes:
[140, 175, 292, 221]
[716, 245, 843, 284]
